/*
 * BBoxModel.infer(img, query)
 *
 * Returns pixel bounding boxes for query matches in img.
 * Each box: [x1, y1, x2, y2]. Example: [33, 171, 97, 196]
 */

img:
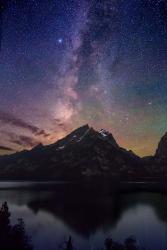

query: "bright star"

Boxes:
[58, 38, 63, 44]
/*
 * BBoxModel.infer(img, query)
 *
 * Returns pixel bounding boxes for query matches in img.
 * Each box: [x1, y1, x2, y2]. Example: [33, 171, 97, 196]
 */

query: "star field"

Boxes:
[0, 0, 167, 156]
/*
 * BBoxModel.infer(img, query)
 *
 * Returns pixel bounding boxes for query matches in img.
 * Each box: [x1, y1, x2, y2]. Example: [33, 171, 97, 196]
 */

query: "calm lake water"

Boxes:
[0, 181, 167, 250]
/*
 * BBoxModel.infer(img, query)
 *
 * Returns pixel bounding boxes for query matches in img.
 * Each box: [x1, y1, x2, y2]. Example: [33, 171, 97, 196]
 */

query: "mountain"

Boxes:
[0, 125, 143, 180]
[155, 132, 167, 159]
[1, 125, 167, 180]
[143, 132, 167, 178]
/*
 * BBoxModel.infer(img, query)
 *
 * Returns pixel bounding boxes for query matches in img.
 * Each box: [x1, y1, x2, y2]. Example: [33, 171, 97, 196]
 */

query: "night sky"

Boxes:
[0, 0, 167, 156]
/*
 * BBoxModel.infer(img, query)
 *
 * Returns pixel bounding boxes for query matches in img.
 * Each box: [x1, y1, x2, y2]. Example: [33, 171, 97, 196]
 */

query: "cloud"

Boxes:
[0, 145, 13, 151]
[0, 111, 48, 136]
[35, 129, 50, 137]
[53, 118, 65, 127]
[2, 131, 40, 148]
[10, 135, 39, 147]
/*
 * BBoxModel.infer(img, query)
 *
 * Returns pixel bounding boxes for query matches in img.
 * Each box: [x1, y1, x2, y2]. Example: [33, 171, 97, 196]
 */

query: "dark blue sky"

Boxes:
[0, 0, 167, 156]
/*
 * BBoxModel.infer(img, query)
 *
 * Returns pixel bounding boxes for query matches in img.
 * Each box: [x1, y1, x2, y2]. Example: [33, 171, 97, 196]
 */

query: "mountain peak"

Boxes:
[73, 124, 90, 133]
[0, 124, 143, 179]
[80, 124, 89, 129]
[99, 129, 109, 137]
[52, 124, 119, 150]
[52, 124, 92, 147]
[98, 128, 118, 147]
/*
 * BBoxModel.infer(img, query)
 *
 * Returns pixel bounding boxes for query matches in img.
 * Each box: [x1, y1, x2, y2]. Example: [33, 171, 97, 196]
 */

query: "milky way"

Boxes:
[0, 0, 167, 156]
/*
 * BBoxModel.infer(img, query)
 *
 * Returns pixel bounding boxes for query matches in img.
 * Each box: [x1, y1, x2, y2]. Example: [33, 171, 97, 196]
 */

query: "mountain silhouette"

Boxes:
[0, 125, 166, 180]
[156, 132, 167, 159]
[143, 132, 167, 178]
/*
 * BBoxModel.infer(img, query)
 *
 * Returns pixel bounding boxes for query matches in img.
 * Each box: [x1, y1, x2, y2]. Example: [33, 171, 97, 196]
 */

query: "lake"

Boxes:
[0, 181, 166, 250]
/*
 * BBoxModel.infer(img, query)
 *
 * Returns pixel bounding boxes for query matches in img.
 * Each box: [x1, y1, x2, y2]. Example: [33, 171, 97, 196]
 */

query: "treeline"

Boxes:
[0, 201, 33, 250]
[61, 236, 148, 250]
[0, 201, 151, 250]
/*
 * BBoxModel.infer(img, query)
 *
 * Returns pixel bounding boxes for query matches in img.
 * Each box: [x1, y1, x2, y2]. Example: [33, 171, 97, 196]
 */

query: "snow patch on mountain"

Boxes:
[57, 145, 65, 150]
[99, 129, 108, 137]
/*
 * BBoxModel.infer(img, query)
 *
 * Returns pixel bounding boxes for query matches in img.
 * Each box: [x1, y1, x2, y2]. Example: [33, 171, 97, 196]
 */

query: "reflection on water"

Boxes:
[0, 182, 166, 250]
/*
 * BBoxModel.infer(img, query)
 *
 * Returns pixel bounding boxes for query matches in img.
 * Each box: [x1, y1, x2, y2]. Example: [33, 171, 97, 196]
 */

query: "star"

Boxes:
[58, 38, 63, 44]
[0, 0, 167, 157]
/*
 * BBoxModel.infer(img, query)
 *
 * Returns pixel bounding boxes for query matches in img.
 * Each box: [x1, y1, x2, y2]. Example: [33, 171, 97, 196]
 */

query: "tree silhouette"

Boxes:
[59, 236, 75, 250]
[124, 236, 138, 250]
[66, 237, 73, 250]
[104, 236, 140, 250]
[57, 235, 143, 250]
[0, 201, 151, 250]
[0, 201, 33, 250]
[105, 238, 124, 250]
[12, 218, 33, 250]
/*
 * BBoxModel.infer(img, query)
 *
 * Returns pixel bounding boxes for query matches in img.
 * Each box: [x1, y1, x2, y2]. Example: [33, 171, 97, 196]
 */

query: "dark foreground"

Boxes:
[0, 201, 151, 250]
[0, 181, 166, 250]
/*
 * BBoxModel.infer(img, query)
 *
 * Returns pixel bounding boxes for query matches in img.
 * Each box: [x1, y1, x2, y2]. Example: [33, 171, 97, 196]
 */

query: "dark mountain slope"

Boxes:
[0, 125, 143, 180]
[143, 132, 167, 178]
